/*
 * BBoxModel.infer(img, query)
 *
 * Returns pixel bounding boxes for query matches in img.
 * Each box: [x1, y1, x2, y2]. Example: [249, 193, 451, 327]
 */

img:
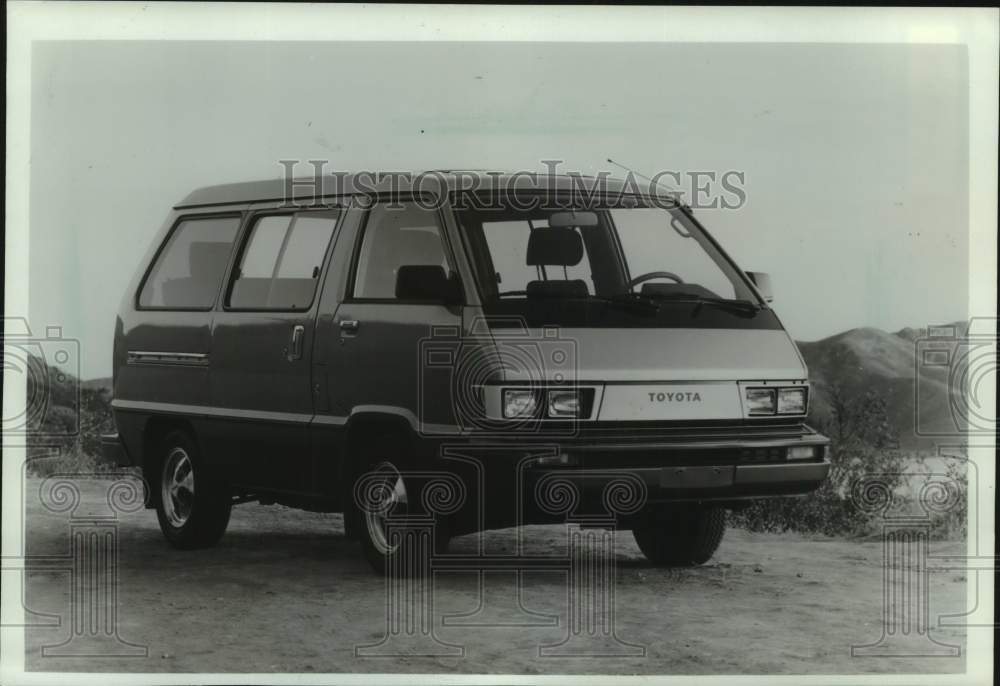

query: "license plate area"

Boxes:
[599, 383, 743, 421]
[660, 465, 735, 488]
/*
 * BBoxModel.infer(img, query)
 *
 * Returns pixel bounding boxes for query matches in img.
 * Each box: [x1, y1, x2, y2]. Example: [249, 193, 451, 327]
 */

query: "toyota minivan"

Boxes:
[104, 171, 830, 573]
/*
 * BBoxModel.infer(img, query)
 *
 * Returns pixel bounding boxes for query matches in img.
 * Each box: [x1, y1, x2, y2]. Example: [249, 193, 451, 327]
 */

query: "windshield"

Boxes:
[455, 201, 758, 309]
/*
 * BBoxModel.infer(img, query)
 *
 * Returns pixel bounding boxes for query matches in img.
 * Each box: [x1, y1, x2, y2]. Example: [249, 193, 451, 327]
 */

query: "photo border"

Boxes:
[3, 3, 996, 685]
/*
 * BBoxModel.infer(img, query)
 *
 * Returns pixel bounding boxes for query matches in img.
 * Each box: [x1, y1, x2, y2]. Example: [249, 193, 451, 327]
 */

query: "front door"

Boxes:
[324, 199, 465, 436]
[209, 205, 343, 493]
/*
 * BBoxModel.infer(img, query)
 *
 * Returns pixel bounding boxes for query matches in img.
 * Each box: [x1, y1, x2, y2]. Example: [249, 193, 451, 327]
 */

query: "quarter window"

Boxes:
[352, 202, 449, 299]
[227, 210, 339, 310]
[138, 215, 240, 309]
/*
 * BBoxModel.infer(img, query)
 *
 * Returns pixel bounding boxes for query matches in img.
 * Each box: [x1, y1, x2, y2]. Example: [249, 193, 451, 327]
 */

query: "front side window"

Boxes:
[352, 202, 449, 299]
[227, 210, 339, 310]
[138, 215, 241, 309]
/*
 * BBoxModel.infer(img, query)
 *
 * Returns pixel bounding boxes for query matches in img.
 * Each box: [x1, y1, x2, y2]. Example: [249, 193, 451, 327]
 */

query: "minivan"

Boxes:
[104, 171, 830, 573]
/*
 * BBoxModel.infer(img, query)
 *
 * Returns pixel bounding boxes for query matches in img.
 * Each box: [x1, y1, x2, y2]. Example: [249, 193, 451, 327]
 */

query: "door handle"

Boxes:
[339, 319, 360, 335]
[287, 325, 305, 361]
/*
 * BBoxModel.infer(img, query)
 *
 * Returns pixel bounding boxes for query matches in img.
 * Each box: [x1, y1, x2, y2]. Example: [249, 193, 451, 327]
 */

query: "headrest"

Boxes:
[395, 265, 453, 300]
[526, 279, 589, 298]
[189, 241, 232, 279]
[526, 228, 584, 266]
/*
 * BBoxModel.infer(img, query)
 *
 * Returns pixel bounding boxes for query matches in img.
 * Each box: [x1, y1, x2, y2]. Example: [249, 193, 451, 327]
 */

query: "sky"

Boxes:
[28, 41, 969, 379]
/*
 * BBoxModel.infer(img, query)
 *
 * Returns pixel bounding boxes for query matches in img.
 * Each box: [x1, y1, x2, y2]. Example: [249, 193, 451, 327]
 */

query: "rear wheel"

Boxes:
[153, 429, 231, 549]
[632, 505, 726, 566]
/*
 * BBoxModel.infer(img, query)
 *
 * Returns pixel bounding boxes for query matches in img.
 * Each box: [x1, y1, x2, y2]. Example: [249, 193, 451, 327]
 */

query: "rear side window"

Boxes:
[138, 215, 241, 309]
[227, 210, 339, 310]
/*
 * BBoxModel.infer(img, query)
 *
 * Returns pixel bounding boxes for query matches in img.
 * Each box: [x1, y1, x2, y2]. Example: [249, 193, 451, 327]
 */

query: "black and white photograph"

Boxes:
[2, 4, 997, 684]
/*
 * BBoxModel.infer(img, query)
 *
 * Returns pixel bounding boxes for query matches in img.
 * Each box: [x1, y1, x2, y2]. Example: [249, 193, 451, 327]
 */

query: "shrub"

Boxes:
[729, 386, 967, 540]
[24, 357, 120, 478]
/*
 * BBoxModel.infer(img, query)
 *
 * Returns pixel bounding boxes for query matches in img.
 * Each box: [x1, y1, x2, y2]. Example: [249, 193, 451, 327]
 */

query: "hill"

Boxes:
[797, 322, 968, 450]
[81, 376, 113, 392]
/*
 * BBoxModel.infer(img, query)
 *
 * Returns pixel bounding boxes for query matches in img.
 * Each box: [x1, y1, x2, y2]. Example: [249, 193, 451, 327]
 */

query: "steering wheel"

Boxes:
[628, 271, 684, 289]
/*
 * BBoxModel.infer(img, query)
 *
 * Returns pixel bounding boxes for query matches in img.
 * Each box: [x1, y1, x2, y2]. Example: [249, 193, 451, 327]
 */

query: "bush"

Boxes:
[924, 460, 968, 540]
[729, 387, 967, 540]
[25, 357, 121, 478]
[27, 448, 105, 478]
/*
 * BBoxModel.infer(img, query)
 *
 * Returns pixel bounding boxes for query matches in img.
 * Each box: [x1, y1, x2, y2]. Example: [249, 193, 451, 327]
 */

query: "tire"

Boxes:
[153, 429, 232, 550]
[632, 505, 726, 566]
[351, 445, 450, 575]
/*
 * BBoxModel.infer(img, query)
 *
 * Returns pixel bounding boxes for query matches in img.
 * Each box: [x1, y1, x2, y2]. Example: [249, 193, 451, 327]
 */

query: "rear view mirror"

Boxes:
[395, 265, 463, 304]
[746, 271, 774, 303]
[548, 211, 599, 228]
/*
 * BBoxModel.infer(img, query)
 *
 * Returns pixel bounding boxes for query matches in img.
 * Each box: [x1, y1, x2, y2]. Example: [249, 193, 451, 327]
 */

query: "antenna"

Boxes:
[606, 158, 683, 199]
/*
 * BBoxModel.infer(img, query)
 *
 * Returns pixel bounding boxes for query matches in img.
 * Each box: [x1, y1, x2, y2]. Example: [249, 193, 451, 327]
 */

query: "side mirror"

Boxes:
[745, 271, 774, 303]
[395, 265, 463, 304]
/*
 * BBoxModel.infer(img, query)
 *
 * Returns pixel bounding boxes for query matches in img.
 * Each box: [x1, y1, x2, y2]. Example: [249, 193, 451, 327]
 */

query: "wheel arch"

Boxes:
[339, 410, 421, 539]
[343, 411, 419, 465]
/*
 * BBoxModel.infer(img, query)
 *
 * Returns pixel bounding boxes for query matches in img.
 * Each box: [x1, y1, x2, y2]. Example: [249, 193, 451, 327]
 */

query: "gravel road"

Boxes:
[22, 478, 967, 675]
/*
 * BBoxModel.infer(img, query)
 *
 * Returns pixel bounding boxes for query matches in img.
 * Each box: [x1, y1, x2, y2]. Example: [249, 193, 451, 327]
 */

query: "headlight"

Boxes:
[777, 387, 808, 414]
[547, 389, 581, 418]
[503, 389, 538, 418]
[787, 446, 816, 461]
[745, 388, 776, 415]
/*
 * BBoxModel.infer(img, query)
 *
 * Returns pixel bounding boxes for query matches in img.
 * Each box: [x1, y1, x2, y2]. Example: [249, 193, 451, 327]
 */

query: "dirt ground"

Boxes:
[21, 478, 967, 675]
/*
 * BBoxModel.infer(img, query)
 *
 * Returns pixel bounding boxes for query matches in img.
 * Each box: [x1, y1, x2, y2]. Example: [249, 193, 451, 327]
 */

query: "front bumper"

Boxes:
[453, 419, 831, 506]
[527, 459, 831, 503]
[530, 420, 829, 499]
[426, 421, 830, 532]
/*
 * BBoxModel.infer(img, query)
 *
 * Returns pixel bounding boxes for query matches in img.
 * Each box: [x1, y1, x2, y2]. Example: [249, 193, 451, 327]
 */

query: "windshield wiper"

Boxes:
[602, 292, 664, 311]
[494, 290, 761, 316]
[629, 292, 763, 316]
[690, 297, 762, 316]
[607, 292, 660, 305]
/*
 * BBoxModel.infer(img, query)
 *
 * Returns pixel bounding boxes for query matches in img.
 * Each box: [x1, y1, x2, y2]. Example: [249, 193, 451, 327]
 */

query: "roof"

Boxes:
[175, 171, 675, 209]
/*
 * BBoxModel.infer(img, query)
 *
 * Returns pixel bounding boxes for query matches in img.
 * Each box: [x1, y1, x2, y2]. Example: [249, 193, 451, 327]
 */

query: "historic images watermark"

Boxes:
[849, 469, 966, 658]
[2, 472, 149, 659]
[417, 317, 583, 438]
[3, 316, 146, 658]
[914, 317, 997, 440]
[847, 317, 998, 659]
[351, 456, 649, 659]
[354, 321, 648, 658]
[276, 159, 748, 211]
[2, 317, 81, 443]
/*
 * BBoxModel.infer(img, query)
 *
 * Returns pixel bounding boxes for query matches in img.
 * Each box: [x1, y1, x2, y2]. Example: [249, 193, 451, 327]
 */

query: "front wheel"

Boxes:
[153, 430, 232, 550]
[632, 505, 726, 566]
[354, 458, 449, 575]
